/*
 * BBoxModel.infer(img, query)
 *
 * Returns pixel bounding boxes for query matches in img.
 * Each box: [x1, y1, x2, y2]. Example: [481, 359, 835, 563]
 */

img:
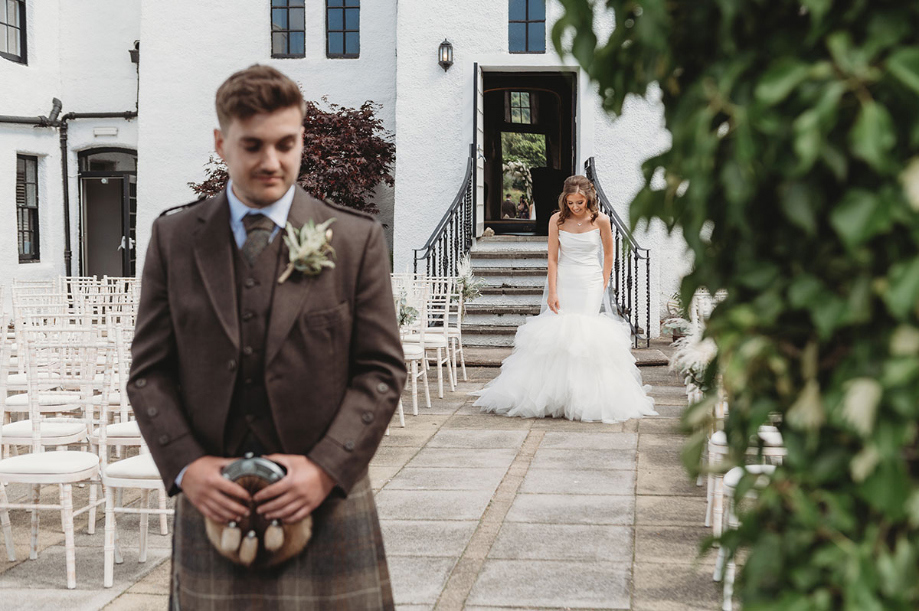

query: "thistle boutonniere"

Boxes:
[278, 218, 337, 284]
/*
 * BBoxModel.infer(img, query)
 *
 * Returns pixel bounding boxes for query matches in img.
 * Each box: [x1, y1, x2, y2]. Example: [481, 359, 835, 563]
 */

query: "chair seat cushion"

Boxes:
[92, 392, 123, 406]
[1, 419, 86, 439]
[401, 343, 424, 359]
[724, 464, 775, 489]
[92, 420, 141, 439]
[5, 393, 83, 408]
[0, 451, 99, 475]
[105, 453, 161, 480]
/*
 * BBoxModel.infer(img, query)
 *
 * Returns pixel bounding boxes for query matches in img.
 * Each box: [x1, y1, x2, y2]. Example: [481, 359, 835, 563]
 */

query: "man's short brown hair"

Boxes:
[215, 64, 306, 130]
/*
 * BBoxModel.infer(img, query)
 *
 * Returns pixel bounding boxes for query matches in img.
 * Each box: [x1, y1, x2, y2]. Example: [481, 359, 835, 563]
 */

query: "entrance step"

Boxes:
[480, 286, 544, 296]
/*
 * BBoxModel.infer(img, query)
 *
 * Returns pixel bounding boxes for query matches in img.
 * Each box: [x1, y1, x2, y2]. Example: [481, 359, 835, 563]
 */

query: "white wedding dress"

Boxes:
[472, 229, 657, 423]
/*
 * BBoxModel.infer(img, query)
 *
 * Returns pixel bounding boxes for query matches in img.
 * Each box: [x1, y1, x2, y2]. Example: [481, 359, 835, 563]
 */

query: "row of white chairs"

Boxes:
[0, 279, 167, 589]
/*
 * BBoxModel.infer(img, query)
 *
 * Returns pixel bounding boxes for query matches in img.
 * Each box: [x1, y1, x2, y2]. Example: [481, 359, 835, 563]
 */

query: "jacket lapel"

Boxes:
[193, 191, 240, 350]
[265, 187, 322, 366]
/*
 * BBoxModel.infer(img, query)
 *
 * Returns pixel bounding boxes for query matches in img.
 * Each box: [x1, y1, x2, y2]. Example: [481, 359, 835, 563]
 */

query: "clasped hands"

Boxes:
[181, 454, 336, 524]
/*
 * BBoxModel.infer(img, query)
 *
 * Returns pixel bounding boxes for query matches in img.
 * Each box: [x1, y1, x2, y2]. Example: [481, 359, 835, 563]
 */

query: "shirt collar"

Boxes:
[226, 179, 295, 230]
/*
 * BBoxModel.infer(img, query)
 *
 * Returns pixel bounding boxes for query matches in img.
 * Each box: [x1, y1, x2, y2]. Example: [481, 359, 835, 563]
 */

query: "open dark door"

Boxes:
[79, 149, 138, 277]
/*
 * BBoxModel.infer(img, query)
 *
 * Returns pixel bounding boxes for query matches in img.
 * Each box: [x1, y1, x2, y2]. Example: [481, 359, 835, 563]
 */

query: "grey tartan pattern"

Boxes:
[241, 214, 276, 266]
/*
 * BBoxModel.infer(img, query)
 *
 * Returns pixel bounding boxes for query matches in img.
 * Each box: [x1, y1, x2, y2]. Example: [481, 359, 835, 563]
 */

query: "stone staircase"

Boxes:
[463, 236, 548, 347]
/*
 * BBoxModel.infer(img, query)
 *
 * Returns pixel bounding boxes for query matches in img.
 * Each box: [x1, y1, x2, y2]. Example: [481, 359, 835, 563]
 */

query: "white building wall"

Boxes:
[0, 0, 140, 314]
[392, 0, 684, 334]
[136, 0, 398, 274]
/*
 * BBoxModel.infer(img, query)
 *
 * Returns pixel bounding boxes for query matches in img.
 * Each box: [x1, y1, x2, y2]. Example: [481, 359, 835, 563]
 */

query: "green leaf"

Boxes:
[810, 296, 847, 338]
[849, 100, 896, 172]
[788, 275, 824, 308]
[887, 47, 919, 96]
[793, 109, 823, 172]
[779, 181, 819, 235]
[801, 0, 833, 24]
[755, 59, 811, 106]
[829, 189, 882, 248]
[883, 257, 919, 319]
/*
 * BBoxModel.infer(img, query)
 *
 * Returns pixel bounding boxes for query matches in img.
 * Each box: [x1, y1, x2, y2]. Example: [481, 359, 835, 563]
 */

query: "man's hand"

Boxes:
[181, 456, 251, 523]
[253, 454, 336, 522]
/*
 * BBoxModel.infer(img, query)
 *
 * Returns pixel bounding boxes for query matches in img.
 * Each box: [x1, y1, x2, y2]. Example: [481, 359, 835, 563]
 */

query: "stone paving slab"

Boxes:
[385, 467, 508, 492]
[636, 496, 707, 527]
[531, 448, 636, 471]
[488, 522, 634, 563]
[634, 526, 716, 566]
[406, 448, 518, 470]
[380, 520, 478, 557]
[504, 494, 635, 526]
[637, 466, 702, 497]
[426, 429, 528, 449]
[540, 431, 638, 450]
[520, 468, 636, 496]
[632, 563, 722, 610]
[375, 490, 494, 521]
[466, 559, 631, 609]
[388, 556, 458, 605]
[102, 593, 168, 610]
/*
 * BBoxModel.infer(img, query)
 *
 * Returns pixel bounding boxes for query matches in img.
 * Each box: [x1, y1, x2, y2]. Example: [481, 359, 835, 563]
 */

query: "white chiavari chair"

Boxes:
[405, 276, 454, 398]
[391, 274, 432, 416]
[0, 328, 103, 589]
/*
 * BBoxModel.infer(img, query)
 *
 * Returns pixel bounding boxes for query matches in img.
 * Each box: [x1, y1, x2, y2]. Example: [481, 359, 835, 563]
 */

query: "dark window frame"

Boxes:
[271, 0, 306, 59]
[508, 0, 546, 54]
[509, 91, 532, 124]
[0, 0, 27, 64]
[326, 0, 360, 59]
[16, 155, 39, 263]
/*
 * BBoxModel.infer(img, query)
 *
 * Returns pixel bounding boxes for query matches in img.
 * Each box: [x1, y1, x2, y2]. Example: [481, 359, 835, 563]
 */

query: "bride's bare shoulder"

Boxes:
[597, 213, 612, 228]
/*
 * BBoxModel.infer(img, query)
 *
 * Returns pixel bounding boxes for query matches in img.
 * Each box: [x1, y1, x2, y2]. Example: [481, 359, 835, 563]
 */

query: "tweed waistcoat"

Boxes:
[224, 231, 285, 456]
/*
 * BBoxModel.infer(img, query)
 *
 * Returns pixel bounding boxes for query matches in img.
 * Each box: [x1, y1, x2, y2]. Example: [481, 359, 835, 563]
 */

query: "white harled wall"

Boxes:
[392, 0, 686, 335]
[0, 0, 140, 313]
[135, 0, 398, 274]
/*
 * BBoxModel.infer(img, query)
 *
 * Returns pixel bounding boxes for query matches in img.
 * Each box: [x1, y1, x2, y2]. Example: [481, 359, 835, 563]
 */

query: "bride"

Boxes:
[473, 175, 656, 423]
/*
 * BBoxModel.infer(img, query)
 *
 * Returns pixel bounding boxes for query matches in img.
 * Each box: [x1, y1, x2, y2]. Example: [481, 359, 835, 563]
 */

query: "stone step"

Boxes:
[480, 275, 546, 288]
[462, 325, 518, 347]
[471, 249, 547, 259]
[463, 312, 531, 327]
[480, 286, 544, 296]
[474, 267, 547, 276]
[465, 294, 542, 306]
[470, 257, 547, 269]
[465, 303, 542, 316]
[476, 235, 547, 242]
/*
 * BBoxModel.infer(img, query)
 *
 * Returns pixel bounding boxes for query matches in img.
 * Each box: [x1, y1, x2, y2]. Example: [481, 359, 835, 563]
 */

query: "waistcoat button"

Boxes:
[245, 278, 256, 288]
[228, 359, 238, 371]
[147, 407, 158, 417]
[344, 440, 355, 452]
[362, 412, 374, 424]
[158, 434, 169, 445]
[243, 346, 254, 356]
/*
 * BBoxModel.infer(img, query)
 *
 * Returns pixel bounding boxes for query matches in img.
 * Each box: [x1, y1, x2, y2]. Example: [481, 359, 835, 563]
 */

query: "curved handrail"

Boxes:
[413, 144, 475, 276]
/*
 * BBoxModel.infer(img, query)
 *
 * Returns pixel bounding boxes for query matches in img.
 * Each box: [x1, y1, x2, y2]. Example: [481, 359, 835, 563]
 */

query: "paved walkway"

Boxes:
[0, 343, 720, 610]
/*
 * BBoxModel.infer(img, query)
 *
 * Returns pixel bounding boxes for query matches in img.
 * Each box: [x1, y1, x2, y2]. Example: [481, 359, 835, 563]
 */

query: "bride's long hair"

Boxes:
[556, 175, 599, 226]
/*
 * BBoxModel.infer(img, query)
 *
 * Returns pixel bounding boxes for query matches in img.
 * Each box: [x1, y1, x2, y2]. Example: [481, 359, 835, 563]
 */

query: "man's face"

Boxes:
[214, 105, 304, 208]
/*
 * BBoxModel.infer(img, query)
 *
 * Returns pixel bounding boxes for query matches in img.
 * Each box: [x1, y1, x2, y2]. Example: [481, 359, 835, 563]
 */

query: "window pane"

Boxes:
[328, 32, 343, 55]
[345, 31, 359, 55]
[289, 8, 304, 28]
[345, 8, 359, 30]
[327, 0, 343, 6]
[528, 0, 545, 21]
[511, 108, 521, 123]
[510, 92, 519, 106]
[25, 184, 36, 207]
[0, 2, 6, 25]
[271, 0, 286, 6]
[508, 22, 526, 52]
[289, 0, 304, 6]
[509, 0, 526, 21]
[25, 158, 35, 182]
[345, 0, 360, 6]
[521, 108, 531, 124]
[0, 26, 7, 53]
[528, 22, 545, 52]
[272, 8, 287, 30]
[328, 8, 343, 30]
[8, 25, 18, 55]
[289, 31, 305, 54]
[10, 0, 20, 27]
[272, 32, 288, 55]
[520, 92, 529, 106]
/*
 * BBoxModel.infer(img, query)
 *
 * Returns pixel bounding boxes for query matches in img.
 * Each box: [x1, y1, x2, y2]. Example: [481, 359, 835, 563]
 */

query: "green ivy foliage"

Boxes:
[554, 1, 919, 608]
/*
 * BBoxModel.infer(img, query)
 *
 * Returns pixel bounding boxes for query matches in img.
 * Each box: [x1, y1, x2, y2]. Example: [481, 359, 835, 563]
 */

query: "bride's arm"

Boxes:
[547, 213, 560, 313]
[600, 215, 614, 289]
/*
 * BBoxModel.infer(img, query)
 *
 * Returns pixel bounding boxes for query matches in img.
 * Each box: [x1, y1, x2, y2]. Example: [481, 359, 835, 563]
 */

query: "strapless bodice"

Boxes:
[558, 229, 601, 268]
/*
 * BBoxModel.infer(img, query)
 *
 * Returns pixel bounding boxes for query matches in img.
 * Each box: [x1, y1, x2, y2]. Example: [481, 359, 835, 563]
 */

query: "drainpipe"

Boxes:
[0, 100, 137, 276]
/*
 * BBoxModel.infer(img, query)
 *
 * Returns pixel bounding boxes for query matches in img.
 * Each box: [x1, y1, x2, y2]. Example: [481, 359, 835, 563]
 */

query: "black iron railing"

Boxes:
[585, 157, 651, 348]
[413, 144, 475, 276]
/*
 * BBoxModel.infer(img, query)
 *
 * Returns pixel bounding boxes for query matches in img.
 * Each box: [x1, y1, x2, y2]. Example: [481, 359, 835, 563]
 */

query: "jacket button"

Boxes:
[362, 412, 374, 424]
[147, 407, 158, 417]
[243, 346, 254, 356]
[243, 311, 255, 321]
[158, 434, 169, 445]
[344, 440, 355, 452]
[376, 382, 389, 393]
[135, 378, 147, 388]
[228, 359, 238, 371]
[245, 278, 256, 288]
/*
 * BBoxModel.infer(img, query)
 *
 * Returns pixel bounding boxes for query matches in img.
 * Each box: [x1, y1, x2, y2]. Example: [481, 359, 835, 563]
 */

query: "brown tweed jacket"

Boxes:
[127, 186, 406, 496]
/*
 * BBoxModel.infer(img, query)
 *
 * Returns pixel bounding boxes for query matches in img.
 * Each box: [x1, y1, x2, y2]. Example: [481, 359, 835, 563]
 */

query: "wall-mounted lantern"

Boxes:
[129, 41, 140, 65]
[438, 39, 454, 72]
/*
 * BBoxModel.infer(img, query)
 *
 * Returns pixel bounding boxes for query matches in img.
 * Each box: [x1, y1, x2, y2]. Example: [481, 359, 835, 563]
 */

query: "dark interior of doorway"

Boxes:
[482, 71, 576, 236]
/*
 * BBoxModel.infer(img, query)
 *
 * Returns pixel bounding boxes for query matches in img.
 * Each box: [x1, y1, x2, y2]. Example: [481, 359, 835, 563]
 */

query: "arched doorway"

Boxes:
[78, 148, 137, 278]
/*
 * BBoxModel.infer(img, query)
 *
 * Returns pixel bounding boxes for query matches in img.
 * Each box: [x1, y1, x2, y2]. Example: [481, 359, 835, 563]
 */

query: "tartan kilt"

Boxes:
[171, 474, 395, 611]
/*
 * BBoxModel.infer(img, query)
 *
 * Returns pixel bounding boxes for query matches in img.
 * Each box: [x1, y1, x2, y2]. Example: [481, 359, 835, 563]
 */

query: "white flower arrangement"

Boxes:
[456, 255, 486, 318]
[278, 218, 336, 284]
[396, 290, 419, 328]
